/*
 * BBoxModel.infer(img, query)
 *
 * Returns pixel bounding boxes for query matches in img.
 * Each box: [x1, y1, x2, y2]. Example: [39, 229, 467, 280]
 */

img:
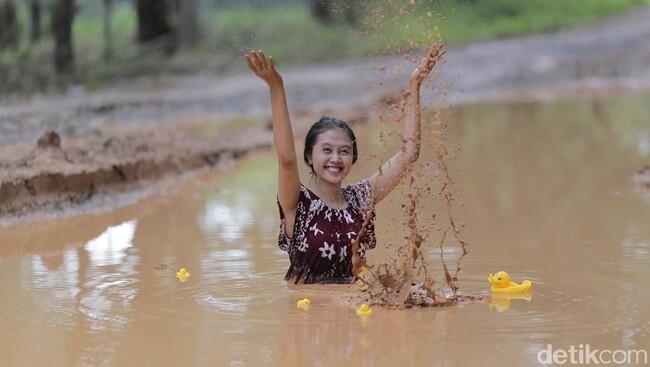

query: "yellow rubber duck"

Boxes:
[176, 268, 191, 282]
[488, 271, 532, 293]
[296, 298, 311, 310]
[356, 304, 373, 316]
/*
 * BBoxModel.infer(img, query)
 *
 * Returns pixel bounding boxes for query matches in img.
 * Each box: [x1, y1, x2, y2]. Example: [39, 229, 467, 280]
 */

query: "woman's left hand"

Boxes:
[410, 43, 445, 88]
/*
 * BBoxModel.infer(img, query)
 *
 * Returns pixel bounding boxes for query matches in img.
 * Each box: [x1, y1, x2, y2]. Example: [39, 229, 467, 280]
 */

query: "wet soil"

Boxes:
[2, 6, 650, 222]
[0, 125, 268, 221]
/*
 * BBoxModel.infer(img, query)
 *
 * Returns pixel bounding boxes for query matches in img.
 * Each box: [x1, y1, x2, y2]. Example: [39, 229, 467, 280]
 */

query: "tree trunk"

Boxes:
[178, 0, 199, 48]
[52, 0, 75, 73]
[103, 0, 113, 60]
[342, 0, 363, 26]
[311, 0, 364, 26]
[311, 0, 334, 24]
[136, 0, 172, 43]
[0, 0, 19, 49]
[30, 0, 42, 42]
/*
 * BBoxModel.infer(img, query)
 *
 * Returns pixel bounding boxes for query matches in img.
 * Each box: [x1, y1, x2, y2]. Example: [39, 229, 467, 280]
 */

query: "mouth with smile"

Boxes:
[324, 164, 344, 175]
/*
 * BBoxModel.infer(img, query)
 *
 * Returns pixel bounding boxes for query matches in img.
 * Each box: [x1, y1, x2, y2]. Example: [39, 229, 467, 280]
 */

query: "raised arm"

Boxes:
[246, 51, 301, 227]
[368, 44, 445, 204]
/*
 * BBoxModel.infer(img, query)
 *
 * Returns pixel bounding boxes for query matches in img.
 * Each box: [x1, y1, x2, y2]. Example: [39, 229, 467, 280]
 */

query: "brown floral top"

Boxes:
[278, 179, 376, 284]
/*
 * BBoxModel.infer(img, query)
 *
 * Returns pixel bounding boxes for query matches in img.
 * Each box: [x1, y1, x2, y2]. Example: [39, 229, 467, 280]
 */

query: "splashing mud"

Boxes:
[351, 43, 488, 308]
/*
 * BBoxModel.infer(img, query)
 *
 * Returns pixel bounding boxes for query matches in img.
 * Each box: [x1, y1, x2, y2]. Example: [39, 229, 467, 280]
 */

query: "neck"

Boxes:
[312, 177, 343, 204]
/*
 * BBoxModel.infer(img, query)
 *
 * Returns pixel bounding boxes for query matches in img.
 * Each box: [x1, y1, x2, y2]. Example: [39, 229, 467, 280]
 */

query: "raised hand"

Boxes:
[246, 50, 300, 229]
[245, 50, 283, 87]
[410, 43, 445, 88]
[367, 44, 444, 205]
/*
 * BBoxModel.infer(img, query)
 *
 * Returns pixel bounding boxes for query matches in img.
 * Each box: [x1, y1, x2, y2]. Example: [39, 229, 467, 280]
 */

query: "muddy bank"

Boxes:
[0, 127, 269, 224]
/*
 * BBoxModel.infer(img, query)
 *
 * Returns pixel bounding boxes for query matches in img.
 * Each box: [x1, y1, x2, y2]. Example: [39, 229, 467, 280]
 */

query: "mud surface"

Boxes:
[1, 93, 648, 366]
[0, 126, 271, 223]
[633, 165, 650, 190]
[2, 6, 650, 221]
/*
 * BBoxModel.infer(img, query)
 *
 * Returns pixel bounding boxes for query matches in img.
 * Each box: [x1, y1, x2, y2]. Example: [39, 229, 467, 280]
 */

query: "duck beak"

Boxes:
[488, 274, 494, 285]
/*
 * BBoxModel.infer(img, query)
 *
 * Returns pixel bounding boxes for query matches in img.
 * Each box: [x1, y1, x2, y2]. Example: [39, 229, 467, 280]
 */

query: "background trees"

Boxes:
[30, 0, 42, 43]
[178, 0, 200, 48]
[0, 0, 18, 50]
[311, 0, 364, 25]
[136, 0, 172, 43]
[0, 0, 642, 95]
[52, 0, 75, 73]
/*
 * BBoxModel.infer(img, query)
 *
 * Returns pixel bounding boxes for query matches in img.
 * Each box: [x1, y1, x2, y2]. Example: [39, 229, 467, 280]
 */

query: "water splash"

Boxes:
[352, 41, 485, 308]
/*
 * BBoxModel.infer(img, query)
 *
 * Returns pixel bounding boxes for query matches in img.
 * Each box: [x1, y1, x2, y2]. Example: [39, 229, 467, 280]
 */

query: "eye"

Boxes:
[323, 147, 331, 153]
[340, 149, 350, 155]
[497, 277, 501, 281]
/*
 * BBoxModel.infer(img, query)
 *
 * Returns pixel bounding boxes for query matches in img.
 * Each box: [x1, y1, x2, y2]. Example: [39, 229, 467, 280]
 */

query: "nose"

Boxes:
[330, 153, 343, 163]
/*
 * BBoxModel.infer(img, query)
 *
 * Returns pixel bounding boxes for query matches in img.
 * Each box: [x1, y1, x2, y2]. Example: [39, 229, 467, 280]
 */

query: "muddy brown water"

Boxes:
[1, 94, 649, 366]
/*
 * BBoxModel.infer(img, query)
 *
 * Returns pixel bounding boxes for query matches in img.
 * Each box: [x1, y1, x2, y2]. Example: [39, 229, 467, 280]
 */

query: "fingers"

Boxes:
[245, 52, 261, 73]
[422, 43, 445, 71]
[428, 44, 445, 66]
[428, 42, 444, 58]
[245, 54, 256, 72]
[425, 43, 443, 62]
[258, 50, 270, 70]
[245, 50, 272, 73]
[251, 51, 264, 70]
[252, 51, 262, 69]
[411, 43, 446, 85]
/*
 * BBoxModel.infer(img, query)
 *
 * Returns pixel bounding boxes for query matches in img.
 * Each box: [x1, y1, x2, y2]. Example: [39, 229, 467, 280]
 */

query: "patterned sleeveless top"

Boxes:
[278, 179, 376, 284]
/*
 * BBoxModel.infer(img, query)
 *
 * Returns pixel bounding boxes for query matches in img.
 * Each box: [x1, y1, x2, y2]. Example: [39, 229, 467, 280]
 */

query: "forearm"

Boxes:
[401, 84, 422, 162]
[368, 84, 422, 203]
[269, 83, 297, 165]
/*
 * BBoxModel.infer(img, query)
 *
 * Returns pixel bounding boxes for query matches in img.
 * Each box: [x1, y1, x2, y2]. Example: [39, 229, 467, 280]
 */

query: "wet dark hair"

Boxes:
[303, 116, 358, 173]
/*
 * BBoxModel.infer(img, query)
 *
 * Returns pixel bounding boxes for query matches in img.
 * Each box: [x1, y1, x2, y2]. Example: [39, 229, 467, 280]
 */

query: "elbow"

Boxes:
[402, 144, 420, 164]
[407, 151, 420, 164]
[279, 155, 297, 168]
[402, 138, 420, 163]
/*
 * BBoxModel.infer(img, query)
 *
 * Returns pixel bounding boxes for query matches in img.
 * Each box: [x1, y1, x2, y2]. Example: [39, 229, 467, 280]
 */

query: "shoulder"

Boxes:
[298, 183, 316, 204]
[278, 183, 313, 217]
[343, 178, 374, 209]
[297, 183, 325, 214]
[344, 178, 373, 196]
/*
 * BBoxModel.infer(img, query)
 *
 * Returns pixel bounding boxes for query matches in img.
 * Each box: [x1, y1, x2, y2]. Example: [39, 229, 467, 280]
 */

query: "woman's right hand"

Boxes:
[410, 43, 445, 89]
[245, 50, 283, 87]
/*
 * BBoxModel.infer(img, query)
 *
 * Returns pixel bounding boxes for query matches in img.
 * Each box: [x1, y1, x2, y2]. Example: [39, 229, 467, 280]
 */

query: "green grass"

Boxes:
[1, 0, 648, 96]
[208, 0, 650, 63]
[211, 6, 368, 65]
[74, 3, 136, 53]
[372, 0, 649, 48]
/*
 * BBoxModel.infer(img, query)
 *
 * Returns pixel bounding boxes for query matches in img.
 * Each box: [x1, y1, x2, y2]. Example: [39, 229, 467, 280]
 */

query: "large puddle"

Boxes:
[1, 94, 649, 366]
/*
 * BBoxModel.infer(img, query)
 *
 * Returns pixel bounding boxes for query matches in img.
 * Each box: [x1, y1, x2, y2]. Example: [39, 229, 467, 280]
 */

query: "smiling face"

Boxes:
[308, 128, 355, 186]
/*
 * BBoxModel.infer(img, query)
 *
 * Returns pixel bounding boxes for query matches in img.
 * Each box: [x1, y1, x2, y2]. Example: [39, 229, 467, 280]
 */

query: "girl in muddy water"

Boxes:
[245, 45, 444, 284]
